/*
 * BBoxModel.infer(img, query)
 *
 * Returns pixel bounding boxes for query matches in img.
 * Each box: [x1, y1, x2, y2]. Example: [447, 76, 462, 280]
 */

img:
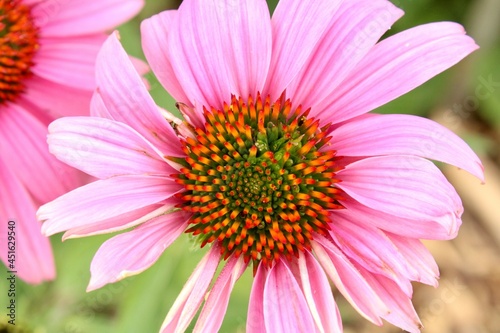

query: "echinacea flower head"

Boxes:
[0, 0, 144, 284]
[39, 0, 483, 332]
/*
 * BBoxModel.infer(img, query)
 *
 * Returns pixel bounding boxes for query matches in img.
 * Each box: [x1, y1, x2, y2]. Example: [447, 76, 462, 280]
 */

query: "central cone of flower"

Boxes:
[0, 0, 38, 104]
[175, 94, 344, 267]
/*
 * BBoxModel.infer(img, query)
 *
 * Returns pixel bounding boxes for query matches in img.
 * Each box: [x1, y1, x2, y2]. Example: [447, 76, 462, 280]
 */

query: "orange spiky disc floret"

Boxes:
[0, 0, 39, 103]
[174, 94, 345, 269]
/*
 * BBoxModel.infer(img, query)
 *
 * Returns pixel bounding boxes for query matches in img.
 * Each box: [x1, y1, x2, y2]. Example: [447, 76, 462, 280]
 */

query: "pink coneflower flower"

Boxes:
[0, 0, 144, 284]
[39, 0, 483, 331]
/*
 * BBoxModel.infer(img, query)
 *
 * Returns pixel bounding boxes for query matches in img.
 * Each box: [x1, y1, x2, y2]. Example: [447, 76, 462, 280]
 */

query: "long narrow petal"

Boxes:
[32, 35, 105, 90]
[48, 117, 172, 179]
[0, 160, 55, 284]
[263, 259, 316, 332]
[334, 200, 461, 240]
[169, 0, 272, 109]
[247, 263, 268, 333]
[297, 251, 343, 333]
[385, 233, 439, 287]
[87, 210, 190, 291]
[194, 256, 247, 333]
[355, 264, 423, 333]
[328, 219, 413, 296]
[95, 33, 184, 157]
[35, 0, 144, 36]
[287, 0, 403, 111]
[264, 0, 342, 100]
[39, 175, 182, 235]
[337, 156, 463, 228]
[0, 104, 81, 203]
[160, 244, 221, 333]
[62, 201, 179, 239]
[318, 22, 478, 124]
[312, 235, 388, 324]
[141, 11, 191, 105]
[329, 114, 484, 180]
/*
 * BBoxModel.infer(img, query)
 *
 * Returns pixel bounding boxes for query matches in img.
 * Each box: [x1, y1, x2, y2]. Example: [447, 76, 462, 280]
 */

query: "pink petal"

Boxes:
[318, 22, 478, 124]
[87, 210, 190, 291]
[35, 0, 144, 37]
[329, 114, 484, 181]
[297, 251, 343, 333]
[48, 117, 173, 179]
[356, 265, 423, 333]
[194, 256, 247, 333]
[96, 33, 184, 157]
[141, 10, 197, 106]
[90, 90, 111, 118]
[335, 199, 461, 240]
[337, 156, 463, 230]
[328, 219, 413, 296]
[385, 233, 439, 287]
[160, 244, 221, 333]
[0, 160, 55, 284]
[23, 76, 92, 118]
[32, 35, 106, 90]
[247, 263, 268, 333]
[62, 201, 179, 239]
[0, 104, 81, 203]
[263, 259, 316, 332]
[264, 0, 342, 100]
[312, 235, 388, 324]
[287, 0, 403, 111]
[39, 175, 182, 236]
[169, 0, 271, 109]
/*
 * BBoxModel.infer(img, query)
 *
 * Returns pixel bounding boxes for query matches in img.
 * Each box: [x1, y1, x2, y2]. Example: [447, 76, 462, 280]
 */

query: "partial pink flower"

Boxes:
[0, 0, 144, 284]
[39, 0, 482, 332]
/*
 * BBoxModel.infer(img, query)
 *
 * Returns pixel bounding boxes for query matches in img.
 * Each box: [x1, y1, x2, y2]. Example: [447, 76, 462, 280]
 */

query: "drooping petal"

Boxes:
[62, 201, 179, 239]
[287, 0, 403, 111]
[355, 264, 423, 333]
[160, 244, 221, 333]
[95, 33, 184, 157]
[87, 210, 190, 291]
[39, 175, 182, 236]
[328, 218, 413, 296]
[385, 233, 439, 287]
[32, 35, 105, 90]
[334, 199, 461, 240]
[0, 104, 81, 203]
[264, 0, 342, 100]
[194, 256, 247, 333]
[297, 251, 343, 333]
[0, 159, 55, 284]
[247, 263, 268, 333]
[336, 156, 463, 230]
[318, 22, 478, 124]
[329, 114, 484, 181]
[141, 10, 191, 106]
[312, 235, 388, 324]
[48, 116, 173, 179]
[263, 259, 316, 332]
[35, 0, 144, 37]
[169, 0, 272, 109]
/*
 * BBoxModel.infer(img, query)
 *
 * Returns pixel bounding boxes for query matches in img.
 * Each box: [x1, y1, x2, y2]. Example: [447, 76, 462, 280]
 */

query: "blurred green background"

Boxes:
[2, 0, 499, 332]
